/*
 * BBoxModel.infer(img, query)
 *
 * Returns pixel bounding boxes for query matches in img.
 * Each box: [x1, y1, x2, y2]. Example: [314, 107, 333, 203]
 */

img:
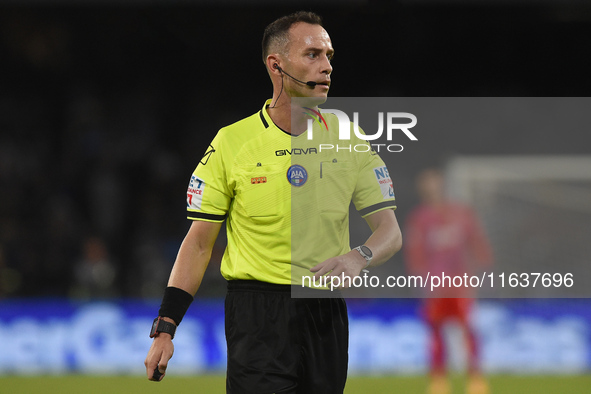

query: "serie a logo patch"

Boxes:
[251, 177, 267, 184]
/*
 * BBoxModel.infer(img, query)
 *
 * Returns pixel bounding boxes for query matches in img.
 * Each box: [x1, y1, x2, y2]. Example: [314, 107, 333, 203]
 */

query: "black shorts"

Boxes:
[225, 280, 348, 394]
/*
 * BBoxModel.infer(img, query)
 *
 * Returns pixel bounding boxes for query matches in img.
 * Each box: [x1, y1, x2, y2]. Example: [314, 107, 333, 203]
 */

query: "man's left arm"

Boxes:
[310, 208, 402, 281]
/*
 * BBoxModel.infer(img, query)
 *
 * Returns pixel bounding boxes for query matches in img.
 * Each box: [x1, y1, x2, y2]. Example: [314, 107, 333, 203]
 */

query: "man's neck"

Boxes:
[266, 99, 312, 136]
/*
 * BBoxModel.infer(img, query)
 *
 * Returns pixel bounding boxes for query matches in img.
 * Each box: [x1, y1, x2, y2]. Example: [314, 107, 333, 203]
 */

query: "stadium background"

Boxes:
[1, 0, 591, 392]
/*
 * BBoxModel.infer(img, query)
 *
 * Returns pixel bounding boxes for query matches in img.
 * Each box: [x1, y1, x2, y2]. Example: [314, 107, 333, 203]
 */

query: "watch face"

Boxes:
[360, 245, 373, 258]
[150, 318, 160, 337]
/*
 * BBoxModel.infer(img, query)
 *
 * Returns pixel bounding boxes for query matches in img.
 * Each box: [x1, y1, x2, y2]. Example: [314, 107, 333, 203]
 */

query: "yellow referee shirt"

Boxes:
[187, 100, 396, 285]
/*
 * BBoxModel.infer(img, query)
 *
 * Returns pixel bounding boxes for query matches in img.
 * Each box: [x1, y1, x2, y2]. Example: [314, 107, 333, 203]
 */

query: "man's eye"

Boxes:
[308, 53, 317, 59]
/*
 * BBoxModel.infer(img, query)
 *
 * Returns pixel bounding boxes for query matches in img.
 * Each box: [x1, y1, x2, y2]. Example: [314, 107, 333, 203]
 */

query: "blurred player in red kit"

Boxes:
[404, 168, 492, 394]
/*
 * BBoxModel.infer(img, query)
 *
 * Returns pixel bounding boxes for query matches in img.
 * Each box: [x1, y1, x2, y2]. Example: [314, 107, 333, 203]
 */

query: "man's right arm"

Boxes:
[144, 219, 222, 381]
[167, 220, 223, 294]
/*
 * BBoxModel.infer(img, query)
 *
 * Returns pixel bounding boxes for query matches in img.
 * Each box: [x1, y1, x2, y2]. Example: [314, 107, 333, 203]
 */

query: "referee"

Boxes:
[145, 11, 402, 394]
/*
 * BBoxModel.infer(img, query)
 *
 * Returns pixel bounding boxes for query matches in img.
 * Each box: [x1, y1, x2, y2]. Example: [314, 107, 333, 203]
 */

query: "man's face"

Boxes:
[417, 170, 445, 203]
[282, 22, 333, 100]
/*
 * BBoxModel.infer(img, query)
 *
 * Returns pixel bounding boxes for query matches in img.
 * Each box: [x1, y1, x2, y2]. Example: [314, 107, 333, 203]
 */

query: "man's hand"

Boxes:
[310, 250, 367, 288]
[145, 331, 175, 381]
[144, 221, 222, 381]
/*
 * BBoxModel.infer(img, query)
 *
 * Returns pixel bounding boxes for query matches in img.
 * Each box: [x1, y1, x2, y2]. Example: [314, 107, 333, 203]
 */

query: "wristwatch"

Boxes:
[354, 245, 373, 268]
[150, 317, 177, 339]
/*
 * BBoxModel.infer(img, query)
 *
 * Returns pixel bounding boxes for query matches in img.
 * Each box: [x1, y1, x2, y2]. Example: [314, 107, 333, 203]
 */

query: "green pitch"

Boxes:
[1, 374, 590, 393]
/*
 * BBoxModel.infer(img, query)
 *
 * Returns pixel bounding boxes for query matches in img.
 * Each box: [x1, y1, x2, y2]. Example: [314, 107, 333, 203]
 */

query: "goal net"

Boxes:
[446, 155, 591, 298]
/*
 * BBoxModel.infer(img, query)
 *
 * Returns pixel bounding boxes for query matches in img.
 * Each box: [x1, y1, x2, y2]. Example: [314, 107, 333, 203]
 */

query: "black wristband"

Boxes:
[158, 286, 194, 325]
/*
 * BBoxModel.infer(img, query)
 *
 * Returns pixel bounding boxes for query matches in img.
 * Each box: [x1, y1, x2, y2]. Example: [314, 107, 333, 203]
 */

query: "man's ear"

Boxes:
[266, 55, 281, 74]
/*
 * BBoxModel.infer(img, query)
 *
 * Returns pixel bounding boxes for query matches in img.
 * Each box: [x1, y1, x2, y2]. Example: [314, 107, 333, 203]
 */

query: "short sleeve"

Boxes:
[352, 145, 397, 217]
[186, 132, 233, 222]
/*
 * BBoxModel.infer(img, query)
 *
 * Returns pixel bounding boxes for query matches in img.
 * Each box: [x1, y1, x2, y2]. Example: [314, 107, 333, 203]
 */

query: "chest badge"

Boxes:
[251, 177, 267, 184]
[287, 164, 308, 187]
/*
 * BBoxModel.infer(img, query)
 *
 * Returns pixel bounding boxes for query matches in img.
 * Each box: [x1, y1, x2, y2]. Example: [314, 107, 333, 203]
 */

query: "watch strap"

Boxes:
[354, 245, 372, 268]
[150, 317, 177, 339]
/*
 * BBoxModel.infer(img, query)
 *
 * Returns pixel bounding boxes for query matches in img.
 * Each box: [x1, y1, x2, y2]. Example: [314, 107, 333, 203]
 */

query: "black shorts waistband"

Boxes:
[227, 279, 343, 298]
[227, 280, 292, 293]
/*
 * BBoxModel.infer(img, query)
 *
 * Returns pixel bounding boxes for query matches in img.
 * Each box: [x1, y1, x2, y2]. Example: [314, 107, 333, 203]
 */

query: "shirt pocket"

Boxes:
[316, 159, 355, 213]
[236, 164, 288, 218]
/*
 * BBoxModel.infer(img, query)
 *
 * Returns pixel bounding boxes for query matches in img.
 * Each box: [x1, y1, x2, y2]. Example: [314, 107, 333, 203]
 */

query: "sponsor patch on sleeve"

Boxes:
[373, 166, 395, 199]
[187, 175, 205, 210]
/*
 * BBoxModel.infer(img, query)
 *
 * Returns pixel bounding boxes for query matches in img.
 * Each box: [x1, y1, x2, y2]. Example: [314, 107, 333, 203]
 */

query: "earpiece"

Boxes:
[273, 64, 317, 88]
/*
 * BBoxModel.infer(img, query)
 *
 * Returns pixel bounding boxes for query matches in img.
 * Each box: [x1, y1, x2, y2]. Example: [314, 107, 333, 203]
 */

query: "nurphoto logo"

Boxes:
[306, 109, 418, 153]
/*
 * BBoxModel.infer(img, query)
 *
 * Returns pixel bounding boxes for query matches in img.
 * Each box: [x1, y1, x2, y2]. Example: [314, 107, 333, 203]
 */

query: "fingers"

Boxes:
[312, 256, 359, 278]
[147, 358, 167, 381]
[145, 339, 174, 382]
[157, 354, 169, 376]
[328, 267, 345, 281]
[145, 357, 162, 381]
[152, 366, 163, 381]
[149, 352, 171, 381]
[312, 260, 337, 278]
[145, 355, 157, 380]
[311, 254, 365, 289]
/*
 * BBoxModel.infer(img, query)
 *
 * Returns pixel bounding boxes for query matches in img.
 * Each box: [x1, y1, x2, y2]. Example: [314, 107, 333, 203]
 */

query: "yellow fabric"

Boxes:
[186, 100, 396, 285]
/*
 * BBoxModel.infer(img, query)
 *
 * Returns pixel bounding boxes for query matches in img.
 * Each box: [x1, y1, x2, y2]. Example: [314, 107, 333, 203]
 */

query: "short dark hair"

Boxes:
[261, 11, 323, 64]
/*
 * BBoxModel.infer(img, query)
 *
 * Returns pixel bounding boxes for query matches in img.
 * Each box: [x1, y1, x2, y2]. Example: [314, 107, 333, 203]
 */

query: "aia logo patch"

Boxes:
[251, 177, 267, 184]
[287, 164, 308, 187]
[200, 145, 215, 165]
